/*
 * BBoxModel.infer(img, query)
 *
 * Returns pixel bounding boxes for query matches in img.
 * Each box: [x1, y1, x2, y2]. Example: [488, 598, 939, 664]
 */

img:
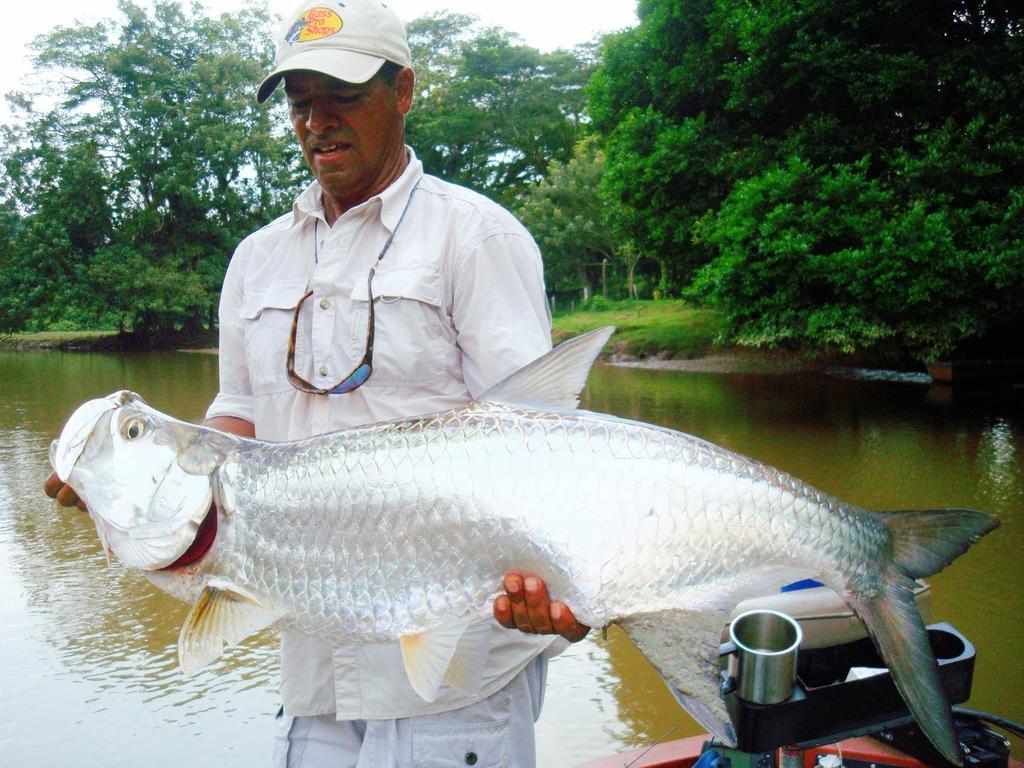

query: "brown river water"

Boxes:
[0, 350, 1020, 767]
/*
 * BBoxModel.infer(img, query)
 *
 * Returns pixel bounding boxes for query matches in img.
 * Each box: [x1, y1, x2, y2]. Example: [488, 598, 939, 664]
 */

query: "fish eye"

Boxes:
[122, 417, 148, 441]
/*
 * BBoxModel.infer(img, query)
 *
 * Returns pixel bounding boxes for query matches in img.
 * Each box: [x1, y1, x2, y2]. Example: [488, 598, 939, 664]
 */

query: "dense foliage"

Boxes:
[3, 0, 1021, 361]
[0, 1, 300, 339]
[405, 14, 594, 208]
[515, 138, 618, 297]
[590, 0, 1024, 359]
[0, 3, 592, 338]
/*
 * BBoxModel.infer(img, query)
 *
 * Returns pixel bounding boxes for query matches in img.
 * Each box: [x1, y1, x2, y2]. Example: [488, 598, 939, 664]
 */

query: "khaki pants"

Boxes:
[272, 657, 547, 768]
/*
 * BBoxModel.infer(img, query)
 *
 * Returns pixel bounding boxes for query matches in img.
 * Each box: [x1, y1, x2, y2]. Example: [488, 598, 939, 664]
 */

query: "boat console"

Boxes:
[580, 585, 1018, 768]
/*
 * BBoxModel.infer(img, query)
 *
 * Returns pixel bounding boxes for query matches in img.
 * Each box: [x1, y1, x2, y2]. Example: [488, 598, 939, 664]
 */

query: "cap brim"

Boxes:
[257, 49, 387, 102]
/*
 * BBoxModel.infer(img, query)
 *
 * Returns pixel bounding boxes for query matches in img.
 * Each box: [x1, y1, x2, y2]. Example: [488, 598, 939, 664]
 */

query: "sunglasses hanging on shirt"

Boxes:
[286, 180, 420, 396]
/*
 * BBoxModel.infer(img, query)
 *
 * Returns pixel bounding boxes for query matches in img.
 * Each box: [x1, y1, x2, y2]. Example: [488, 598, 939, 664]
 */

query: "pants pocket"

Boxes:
[411, 718, 511, 768]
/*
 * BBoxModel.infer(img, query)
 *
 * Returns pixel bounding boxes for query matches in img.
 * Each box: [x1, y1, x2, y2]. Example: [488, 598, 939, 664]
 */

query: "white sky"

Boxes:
[0, 0, 637, 120]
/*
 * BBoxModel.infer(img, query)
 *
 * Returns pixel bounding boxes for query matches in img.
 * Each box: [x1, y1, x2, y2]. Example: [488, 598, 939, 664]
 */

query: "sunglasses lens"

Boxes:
[328, 362, 372, 394]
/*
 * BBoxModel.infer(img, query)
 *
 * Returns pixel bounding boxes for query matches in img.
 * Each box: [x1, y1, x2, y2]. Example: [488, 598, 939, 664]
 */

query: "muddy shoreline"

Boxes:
[2, 335, 934, 383]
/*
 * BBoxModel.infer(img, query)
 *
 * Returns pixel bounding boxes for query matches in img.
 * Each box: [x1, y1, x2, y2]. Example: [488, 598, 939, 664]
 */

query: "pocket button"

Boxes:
[465, 754, 478, 766]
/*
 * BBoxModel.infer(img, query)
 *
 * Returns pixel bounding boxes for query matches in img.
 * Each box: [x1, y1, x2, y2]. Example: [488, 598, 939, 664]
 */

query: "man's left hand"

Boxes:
[493, 570, 590, 643]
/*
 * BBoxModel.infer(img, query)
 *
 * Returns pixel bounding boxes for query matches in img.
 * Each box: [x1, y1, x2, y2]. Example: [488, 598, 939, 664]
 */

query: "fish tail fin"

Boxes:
[879, 508, 999, 579]
[844, 509, 997, 767]
[847, 574, 963, 766]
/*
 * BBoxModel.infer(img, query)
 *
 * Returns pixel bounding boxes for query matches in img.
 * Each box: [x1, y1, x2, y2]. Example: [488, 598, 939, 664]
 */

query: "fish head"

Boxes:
[54, 391, 221, 571]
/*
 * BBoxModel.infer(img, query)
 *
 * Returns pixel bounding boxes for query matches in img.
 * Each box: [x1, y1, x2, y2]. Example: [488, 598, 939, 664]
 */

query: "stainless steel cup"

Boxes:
[727, 609, 802, 705]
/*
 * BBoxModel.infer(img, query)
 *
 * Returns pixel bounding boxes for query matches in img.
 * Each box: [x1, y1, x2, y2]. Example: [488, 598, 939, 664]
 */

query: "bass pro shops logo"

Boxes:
[285, 7, 344, 43]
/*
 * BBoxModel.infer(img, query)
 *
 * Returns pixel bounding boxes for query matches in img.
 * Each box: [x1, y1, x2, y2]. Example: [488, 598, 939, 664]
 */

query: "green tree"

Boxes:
[0, 98, 115, 330]
[592, 0, 1024, 359]
[406, 13, 596, 207]
[1, 0, 302, 337]
[516, 137, 630, 299]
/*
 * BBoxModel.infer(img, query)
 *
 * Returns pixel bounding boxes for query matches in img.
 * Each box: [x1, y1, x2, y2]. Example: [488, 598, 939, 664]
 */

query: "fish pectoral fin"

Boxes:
[478, 326, 614, 410]
[620, 609, 737, 747]
[172, 425, 235, 476]
[400, 619, 480, 702]
[178, 586, 281, 677]
[443, 620, 492, 696]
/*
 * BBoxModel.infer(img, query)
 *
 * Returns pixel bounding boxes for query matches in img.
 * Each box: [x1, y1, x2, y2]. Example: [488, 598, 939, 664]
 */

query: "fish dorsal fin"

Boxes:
[478, 326, 615, 409]
[400, 619, 487, 702]
[443, 621, 492, 696]
[178, 582, 282, 676]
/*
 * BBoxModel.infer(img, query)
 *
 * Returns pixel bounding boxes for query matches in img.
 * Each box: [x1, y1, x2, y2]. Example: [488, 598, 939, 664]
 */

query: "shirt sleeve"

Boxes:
[452, 231, 552, 398]
[205, 240, 255, 424]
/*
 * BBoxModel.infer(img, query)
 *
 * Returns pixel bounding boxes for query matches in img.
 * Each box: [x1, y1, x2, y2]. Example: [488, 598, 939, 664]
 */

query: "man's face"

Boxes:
[285, 67, 413, 217]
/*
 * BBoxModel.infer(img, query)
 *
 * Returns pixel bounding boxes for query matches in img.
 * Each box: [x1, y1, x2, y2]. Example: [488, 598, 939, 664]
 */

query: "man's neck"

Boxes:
[321, 150, 410, 227]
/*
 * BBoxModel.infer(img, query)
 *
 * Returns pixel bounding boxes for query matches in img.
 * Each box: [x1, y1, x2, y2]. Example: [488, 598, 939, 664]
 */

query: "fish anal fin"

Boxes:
[620, 609, 737, 747]
[178, 585, 281, 676]
[400, 619, 478, 702]
[478, 326, 614, 410]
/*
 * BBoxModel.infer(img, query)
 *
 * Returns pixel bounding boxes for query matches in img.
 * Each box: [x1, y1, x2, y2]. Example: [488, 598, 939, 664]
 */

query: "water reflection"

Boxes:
[0, 352, 1021, 766]
[978, 418, 1021, 510]
[0, 352, 278, 767]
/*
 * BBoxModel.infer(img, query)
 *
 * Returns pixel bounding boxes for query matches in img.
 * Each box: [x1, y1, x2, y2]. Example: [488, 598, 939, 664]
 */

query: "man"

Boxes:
[47, 0, 587, 765]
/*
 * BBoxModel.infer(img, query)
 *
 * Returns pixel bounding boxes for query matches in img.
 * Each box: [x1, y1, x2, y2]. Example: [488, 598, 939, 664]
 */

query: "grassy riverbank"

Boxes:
[5, 300, 723, 359]
[1, 330, 121, 351]
[1, 328, 219, 352]
[552, 300, 724, 360]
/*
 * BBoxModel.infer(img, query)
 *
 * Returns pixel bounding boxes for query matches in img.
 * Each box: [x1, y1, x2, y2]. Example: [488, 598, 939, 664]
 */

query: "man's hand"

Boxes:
[493, 569, 590, 643]
[43, 471, 87, 512]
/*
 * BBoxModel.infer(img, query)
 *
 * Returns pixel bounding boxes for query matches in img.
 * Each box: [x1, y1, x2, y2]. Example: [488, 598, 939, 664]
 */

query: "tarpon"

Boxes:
[50, 327, 998, 764]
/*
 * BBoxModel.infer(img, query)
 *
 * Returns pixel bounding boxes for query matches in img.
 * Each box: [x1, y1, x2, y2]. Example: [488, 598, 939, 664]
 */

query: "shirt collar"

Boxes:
[291, 147, 424, 231]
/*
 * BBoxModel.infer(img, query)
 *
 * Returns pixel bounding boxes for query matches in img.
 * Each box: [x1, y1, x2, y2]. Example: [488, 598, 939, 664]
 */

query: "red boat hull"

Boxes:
[579, 735, 1022, 768]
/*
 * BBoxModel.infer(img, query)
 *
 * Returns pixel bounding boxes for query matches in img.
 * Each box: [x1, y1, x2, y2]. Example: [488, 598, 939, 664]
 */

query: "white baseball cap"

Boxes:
[257, 0, 412, 103]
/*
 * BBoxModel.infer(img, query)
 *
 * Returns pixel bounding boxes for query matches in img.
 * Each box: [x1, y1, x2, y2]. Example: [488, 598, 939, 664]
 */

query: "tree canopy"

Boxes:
[3, 0, 1021, 363]
[0, 3, 596, 337]
[590, 0, 1024, 360]
[0, 0, 301, 339]
[405, 13, 595, 208]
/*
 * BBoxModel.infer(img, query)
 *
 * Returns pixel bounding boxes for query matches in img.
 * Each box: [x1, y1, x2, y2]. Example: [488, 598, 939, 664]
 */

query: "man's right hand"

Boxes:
[44, 470, 87, 511]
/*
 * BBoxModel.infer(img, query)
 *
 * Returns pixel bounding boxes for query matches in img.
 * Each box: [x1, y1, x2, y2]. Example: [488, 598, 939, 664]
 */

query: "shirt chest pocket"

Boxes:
[350, 265, 448, 388]
[239, 281, 308, 396]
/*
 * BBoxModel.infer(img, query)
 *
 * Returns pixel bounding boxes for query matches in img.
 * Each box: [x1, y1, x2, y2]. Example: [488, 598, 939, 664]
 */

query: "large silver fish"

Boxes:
[51, 327, 997, 765]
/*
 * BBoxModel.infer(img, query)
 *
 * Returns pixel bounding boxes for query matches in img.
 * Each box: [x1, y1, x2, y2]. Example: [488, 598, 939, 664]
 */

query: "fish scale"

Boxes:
[199, 404, 868, 639]
[51, 327, 998, 765]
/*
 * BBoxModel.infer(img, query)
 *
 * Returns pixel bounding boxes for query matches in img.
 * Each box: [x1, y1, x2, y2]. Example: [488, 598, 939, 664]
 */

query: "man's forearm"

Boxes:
[205, 415, 256, 438]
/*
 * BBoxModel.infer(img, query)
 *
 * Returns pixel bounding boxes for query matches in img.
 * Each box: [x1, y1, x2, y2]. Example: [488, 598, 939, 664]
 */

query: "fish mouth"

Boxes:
[158, 502, 218, 571]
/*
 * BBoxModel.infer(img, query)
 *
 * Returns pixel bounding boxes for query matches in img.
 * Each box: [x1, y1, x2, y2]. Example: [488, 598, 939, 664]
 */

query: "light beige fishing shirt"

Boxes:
[206, 149, 564, 720]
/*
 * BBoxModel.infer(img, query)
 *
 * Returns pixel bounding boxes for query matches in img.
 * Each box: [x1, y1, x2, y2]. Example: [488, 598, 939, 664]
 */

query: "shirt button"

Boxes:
[319, 297, 331, 310]
[318, 364, 329, 376]
[465, 753, 478, 766]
